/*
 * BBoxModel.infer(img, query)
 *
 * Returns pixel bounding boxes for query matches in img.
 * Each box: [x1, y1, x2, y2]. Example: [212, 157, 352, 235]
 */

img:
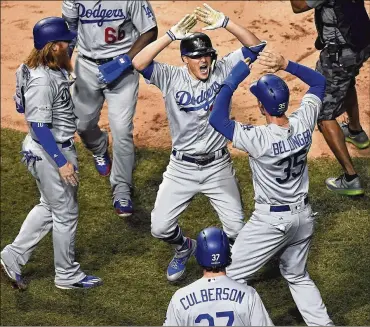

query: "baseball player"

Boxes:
[132, 3, 267, 282]
[1, 17, 102, 290]
[164, 227, 274, 326]
[209, 51, 334, 326]
[62, 0, 158, 217]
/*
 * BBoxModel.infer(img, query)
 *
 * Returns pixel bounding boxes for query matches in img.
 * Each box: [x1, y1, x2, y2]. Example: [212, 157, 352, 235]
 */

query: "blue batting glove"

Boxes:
[97, 54, 132, 84]
[223, 60, 251, 92]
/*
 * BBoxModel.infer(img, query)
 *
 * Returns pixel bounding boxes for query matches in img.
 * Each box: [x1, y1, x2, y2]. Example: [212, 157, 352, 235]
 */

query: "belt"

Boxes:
[81, 54, 115, 65]
[172, 148, 227, 166]
[256, 197, 309, 213]
[33, 139, 73, 148]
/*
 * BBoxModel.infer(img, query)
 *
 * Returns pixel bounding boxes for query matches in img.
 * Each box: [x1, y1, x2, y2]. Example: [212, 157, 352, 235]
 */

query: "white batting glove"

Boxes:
[167, 14, 197, 41]
[194, 3, 229, 30]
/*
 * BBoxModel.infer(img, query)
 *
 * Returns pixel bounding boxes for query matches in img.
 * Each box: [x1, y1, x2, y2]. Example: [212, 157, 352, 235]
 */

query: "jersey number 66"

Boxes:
[105, 27, 125, 44]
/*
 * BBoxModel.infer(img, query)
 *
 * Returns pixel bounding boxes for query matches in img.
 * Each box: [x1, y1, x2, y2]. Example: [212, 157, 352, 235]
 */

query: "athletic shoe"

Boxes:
[1, 259, 27, 290]
[325, 175, 364, 196]
[55, 275, 103, 290]
[341, 123, 370, 149]
[93, 151, 111, 176]
[114, 199, 133, 217]
[167, 238, 197, 282]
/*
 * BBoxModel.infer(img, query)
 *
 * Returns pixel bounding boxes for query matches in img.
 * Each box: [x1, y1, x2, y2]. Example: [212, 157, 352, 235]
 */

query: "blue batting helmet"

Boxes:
[33, 17, 77, 50]
[196, 227, 231, 269]
[250, 74, 290, 116]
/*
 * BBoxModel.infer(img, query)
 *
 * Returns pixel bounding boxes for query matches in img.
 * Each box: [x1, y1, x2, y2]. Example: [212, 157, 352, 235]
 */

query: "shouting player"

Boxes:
[164, 227, 274, 326]
[209, 51, 334, 325]
[62, 0, 158, 217]
[132, 4, 266, 282]
[1, 17, 102, 290]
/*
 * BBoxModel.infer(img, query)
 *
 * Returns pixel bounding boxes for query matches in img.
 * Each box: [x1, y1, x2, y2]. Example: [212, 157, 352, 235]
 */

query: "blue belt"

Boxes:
[33, 138, 73, 148]
[81, 54, 115, 65]
[172, 148, 227, 166]
[269, 197, 309, 212]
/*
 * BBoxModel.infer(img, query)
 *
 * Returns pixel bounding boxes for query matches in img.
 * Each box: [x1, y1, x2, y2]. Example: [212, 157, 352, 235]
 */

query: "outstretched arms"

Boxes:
[194, 3, 262, 46]
[258, 50, 326, 100]
[132, 14, 197, 71]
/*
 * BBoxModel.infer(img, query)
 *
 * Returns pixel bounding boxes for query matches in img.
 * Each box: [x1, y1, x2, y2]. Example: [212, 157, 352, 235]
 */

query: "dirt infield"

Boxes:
[1, 1, 369, 159]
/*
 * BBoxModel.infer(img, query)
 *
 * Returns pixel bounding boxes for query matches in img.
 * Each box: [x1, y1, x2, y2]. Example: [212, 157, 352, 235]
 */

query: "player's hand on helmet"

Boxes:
[59, 162, 79, 187]
[257, 50, 289, 73]
[167, 14, 197, 41]
[194, 3, 229, 30]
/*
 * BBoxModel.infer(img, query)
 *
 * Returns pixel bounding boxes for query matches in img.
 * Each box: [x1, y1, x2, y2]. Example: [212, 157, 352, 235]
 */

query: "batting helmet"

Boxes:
[196, 227, 231, 269]
[180, 32, 217, 59]
[33, 17, 77, 50]
[250, 74, 290, 116]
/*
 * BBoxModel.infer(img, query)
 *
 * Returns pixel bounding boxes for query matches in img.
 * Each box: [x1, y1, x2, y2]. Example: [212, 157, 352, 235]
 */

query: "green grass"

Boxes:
[1, 128, 369, 326]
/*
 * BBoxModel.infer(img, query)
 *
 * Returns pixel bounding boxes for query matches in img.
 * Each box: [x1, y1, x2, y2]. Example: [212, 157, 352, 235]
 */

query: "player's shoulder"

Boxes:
[22, 65, 52, 86]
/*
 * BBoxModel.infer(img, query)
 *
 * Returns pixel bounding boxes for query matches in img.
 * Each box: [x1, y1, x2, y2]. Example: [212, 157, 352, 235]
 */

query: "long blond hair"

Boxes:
[24, 43, 60, 70]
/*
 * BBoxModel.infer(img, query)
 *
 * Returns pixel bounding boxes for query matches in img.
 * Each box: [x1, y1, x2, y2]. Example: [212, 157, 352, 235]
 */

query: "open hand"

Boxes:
[167, 14, 197, 41]
[257, 50, 289, 73]
[59, 162, 79, 187]
[194, 3, 229, 30]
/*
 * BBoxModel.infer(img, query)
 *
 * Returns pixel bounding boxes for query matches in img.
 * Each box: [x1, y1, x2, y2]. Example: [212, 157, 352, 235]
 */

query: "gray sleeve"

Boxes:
[232, 123, 268, 158]
[24, 77, 54, 124]
[292, 94, 322, 132]
[216, 48, 245, 79]
[249, 289, 275, 326]
[129, 0, 157, 35]
[148, 62, 178, 96]
[163, 298, 182, 326]
[306, 0, 327, 8]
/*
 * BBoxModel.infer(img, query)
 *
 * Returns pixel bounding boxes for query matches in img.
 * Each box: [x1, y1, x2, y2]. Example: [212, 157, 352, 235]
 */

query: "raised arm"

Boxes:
[194, 3, 262, 46]
[209, 60, 251, 140]
[132, 14, 197, 71]
[258, 50, 326, 100]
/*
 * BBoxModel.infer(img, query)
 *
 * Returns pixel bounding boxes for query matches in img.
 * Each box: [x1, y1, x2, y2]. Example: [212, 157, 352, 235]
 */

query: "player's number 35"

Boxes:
[195, 311, 235, 326]
[105, 27, 125, 44]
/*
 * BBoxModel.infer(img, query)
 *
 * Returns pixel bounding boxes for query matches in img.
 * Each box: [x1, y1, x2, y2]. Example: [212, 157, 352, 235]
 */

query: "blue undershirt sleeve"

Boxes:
[209, 85, 236, 141]
[139, 61, 155, 80]
[285, 61, 326, 101]
[31, 122, 68, 168]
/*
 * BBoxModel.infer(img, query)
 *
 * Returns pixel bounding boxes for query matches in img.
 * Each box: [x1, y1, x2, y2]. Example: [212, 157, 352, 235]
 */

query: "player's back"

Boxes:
[233, 93, 321, 204]
[164, 275, 273, 326]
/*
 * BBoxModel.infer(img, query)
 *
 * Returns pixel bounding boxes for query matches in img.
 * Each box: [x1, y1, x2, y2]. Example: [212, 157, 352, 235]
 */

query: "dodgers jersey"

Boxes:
[233, 93, 321, 205]
[15, 64, 76, 143]
[62, 0, 157, 59]
[147, 49, 245, 155]
[164, 275, 273, 326]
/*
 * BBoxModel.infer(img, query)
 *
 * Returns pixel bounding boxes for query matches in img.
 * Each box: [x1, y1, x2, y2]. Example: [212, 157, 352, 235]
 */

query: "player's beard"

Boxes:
[55, 47, 73, 73]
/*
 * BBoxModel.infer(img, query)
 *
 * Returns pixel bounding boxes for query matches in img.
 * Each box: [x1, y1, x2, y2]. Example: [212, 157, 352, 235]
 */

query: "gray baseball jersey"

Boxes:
[232, 93, 321, 204]
[62, 0, 157, 58]
[146, 49, 245, 155]
[15, 64, 76, 143]
[163, 275, 274, 326]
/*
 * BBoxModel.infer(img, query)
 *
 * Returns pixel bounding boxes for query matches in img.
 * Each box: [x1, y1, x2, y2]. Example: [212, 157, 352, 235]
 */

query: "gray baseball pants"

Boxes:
[1, 135, 85, 286]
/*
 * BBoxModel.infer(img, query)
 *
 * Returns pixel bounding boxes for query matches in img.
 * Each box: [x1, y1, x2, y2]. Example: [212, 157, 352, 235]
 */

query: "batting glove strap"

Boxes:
[222, 16, 229, 28]
[166, 30, 177, 41]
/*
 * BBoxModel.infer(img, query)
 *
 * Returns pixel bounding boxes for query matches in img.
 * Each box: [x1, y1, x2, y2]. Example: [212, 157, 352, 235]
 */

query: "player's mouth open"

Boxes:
[200, 64, 208, 74]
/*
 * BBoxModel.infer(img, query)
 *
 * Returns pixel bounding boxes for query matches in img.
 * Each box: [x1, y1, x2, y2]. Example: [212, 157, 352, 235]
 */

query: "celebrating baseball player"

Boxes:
[209, 51, 334, 325]
[62, 0, 158, 217]
[164, 227, 274, 326]
[132, 3, 267, 282]
[1, 17, 102, 290]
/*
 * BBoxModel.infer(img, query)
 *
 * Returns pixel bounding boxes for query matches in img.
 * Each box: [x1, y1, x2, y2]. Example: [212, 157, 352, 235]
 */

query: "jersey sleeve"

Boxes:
[217, 48, 246, 77]
[24, 77, 54, 124]
[291, 93, 322, 131]
[146, 62, 178, 96]
[163, 298, 182, 326]
[129, 0, 157, 35]
[232, 122, 268, 158]
[62, 0, 78, 18]
[249, 289, 275, 326]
